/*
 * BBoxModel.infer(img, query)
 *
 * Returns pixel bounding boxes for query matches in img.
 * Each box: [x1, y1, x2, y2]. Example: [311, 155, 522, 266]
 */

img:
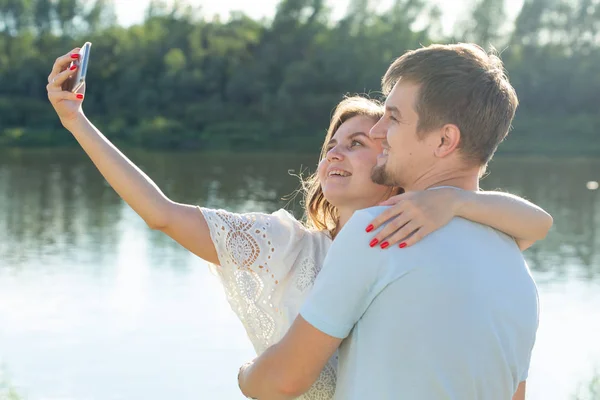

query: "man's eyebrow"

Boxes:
[386, 105, 401, 117]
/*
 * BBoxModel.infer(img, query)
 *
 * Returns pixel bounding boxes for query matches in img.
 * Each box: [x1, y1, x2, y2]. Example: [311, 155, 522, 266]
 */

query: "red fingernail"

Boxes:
[76, 94, 84, 99]
[399, 242, 407, 248]
[70, 64, 77, 70]
[365, 224, 374, 233]
[71, 54, 80, 59]
[369, 238, 379, 248]
[380, 242, 390, 249]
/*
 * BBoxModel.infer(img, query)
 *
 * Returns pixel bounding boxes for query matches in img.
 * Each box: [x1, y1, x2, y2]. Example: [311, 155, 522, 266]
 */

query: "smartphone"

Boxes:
[63, 42, 92, 92]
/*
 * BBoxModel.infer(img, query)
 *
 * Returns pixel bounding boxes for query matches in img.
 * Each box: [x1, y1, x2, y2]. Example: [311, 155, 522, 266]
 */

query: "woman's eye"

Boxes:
[350, 140, 363, 148]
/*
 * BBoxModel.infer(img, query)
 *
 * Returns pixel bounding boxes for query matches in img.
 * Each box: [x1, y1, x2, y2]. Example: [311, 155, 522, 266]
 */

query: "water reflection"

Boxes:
[483, 156, 600, 281]
[0, 151, 118, 271]
[0, 148, 599, 400]
[1, 149, 599, 280]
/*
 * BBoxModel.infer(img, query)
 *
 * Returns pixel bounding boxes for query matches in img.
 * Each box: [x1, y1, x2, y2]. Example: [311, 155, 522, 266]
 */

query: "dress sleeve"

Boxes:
[199, 207, 307, 353]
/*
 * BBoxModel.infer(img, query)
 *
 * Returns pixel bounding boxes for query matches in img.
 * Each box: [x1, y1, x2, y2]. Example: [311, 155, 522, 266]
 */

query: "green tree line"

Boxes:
[0, 0, 598, 153]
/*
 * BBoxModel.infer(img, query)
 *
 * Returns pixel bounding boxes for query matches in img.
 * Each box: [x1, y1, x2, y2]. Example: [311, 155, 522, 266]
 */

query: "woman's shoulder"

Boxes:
[200, 207, 331, 244]
[271, 209, 333, 242]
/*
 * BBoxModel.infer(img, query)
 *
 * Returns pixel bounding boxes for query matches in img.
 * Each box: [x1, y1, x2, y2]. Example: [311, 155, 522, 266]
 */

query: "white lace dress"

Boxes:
[200, 207, 337, 400]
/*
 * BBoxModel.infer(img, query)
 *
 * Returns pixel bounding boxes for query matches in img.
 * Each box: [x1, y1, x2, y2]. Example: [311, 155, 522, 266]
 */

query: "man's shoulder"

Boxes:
[335, 207, 392, 248]
[442, 217, 521, 247]
[325, 207, 390, 263]
[345, 208, 498, 243]
[354, 206, 389, 219]
[346, 209, 517, 247]
[346, 206, 389, 228]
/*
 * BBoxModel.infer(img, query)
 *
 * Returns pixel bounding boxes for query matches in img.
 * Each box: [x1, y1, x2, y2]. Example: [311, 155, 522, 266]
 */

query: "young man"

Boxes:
[238, 43, 539, 400]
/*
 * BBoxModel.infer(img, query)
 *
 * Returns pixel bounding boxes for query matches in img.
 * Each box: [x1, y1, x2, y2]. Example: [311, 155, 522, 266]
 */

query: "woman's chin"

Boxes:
[322, 186, 349, 206]
[322, 178, 349, 192]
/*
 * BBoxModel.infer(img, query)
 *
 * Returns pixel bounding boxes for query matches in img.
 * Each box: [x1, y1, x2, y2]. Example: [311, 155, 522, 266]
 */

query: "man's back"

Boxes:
[301, 207, 539, 400]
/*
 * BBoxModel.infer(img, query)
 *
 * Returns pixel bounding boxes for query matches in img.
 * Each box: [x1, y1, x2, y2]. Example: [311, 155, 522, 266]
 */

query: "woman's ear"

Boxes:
[435, 124, 461, 158]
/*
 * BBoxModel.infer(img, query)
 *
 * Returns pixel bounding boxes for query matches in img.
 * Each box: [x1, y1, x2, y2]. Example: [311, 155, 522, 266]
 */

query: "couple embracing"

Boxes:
[47, 43, 548, 399]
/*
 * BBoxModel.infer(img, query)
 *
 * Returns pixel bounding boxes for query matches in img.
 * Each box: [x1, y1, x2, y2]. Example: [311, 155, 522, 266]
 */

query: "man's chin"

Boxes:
[371, 163, 397, 187]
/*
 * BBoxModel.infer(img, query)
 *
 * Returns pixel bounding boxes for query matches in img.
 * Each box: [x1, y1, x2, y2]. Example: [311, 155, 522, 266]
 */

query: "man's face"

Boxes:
[369, 80, 439, 190]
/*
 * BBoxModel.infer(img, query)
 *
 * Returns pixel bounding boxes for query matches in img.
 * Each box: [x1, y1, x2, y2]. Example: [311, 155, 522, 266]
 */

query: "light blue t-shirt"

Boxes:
[300, 207, 539, 400]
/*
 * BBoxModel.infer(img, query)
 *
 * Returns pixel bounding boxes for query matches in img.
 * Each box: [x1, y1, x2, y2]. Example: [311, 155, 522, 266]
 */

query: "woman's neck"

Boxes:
[336, 207, 355, 236]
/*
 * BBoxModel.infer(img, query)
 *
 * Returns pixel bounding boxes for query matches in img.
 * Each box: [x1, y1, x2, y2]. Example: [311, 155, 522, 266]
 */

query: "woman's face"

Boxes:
[318, 115, 393, 212]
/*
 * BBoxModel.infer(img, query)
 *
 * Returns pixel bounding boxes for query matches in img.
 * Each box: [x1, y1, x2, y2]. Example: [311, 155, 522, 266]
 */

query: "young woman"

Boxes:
[46, 48, 552, 399]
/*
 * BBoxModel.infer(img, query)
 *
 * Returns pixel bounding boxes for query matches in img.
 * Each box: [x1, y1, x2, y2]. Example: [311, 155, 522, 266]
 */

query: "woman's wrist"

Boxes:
[450, 187, 471, 217]
[61, 111, 88, 132]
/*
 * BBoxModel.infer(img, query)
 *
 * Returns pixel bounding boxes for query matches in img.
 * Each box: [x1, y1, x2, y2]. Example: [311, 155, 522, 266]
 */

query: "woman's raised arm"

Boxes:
[47, 48, 219, 264]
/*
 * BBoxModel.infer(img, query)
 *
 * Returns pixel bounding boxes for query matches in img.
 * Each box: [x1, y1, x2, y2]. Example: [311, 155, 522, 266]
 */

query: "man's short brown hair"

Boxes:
[382, 43, 519, 166]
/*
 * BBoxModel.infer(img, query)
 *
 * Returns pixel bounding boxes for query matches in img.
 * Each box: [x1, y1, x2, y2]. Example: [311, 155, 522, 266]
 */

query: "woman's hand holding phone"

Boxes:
[46, 47, 87, 127]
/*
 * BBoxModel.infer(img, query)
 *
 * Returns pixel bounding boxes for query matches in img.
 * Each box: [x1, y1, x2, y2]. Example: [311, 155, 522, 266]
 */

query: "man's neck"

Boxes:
[406, 167, 480, 192]
[335, 167, 480, 235]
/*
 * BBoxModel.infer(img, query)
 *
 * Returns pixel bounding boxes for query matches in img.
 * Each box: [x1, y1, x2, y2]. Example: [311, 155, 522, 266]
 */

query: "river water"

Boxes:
[0, 148, 599, 399]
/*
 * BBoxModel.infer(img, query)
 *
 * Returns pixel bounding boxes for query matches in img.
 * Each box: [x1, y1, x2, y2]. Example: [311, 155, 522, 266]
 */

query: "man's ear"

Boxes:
[435, 124, 460, 158]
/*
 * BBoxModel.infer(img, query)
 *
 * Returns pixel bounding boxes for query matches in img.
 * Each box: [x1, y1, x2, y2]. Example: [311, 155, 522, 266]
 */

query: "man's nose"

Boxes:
[369, 119, 386, 140]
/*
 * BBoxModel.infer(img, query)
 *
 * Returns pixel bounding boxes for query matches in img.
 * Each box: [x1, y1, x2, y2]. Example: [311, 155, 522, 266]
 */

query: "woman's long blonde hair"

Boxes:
[302, 96, 385, 238]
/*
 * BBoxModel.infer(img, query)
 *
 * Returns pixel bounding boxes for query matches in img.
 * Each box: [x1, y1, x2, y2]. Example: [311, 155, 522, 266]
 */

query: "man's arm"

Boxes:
[238, 316, 342, 399]
[239, 208, 396, 398]
[512, 381, 526, 400]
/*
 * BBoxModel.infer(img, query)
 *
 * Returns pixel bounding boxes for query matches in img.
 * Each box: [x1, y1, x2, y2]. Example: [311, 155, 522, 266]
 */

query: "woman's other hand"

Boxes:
[365, 188, 463, 249]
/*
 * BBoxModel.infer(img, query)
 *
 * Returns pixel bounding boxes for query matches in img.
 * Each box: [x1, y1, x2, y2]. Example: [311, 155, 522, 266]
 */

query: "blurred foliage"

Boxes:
[0, 365, 23, 400]
[0, 0, 598, 153]
[573, 368, 600, 400]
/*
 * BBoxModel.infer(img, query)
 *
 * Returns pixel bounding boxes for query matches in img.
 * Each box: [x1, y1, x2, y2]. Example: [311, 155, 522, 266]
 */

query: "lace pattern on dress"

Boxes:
[201, 208, 301, 353]
[200, 207, 337, 400]
[303, 359, 337, 399]
[295, 257, 322, 292]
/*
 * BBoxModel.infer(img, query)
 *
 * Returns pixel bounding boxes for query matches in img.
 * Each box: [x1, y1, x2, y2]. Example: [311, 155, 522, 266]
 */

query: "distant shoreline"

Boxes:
[1, 144, 598, 158]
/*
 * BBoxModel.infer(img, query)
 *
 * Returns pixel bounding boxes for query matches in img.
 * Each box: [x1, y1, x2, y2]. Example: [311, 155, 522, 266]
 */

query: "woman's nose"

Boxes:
[326, 146, 344, 162]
